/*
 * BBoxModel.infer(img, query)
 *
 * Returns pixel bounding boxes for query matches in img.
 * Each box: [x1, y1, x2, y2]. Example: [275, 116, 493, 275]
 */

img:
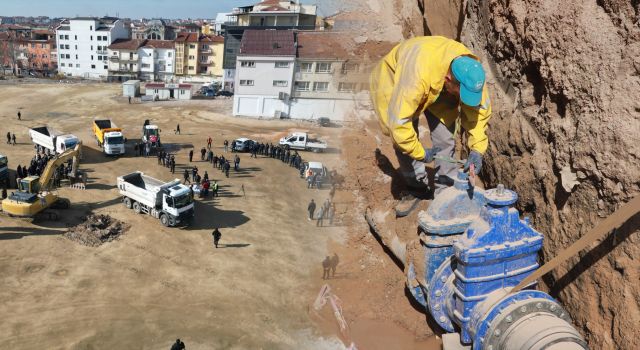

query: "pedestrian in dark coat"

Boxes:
[189, 149, 194, 162]
[183, 169, 191, 184]
[322, 256, 331, 280]
[212, 228, 222, 248]
[308, 199, 316, 220]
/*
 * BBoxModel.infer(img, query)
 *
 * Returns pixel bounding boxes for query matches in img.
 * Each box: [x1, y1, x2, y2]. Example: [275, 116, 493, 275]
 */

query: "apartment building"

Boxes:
[139, 40, 175, 82]
[107, 39, 144, 82]
[174, 32, 199, 77]
[0, 30, 56, 75]
[233, 30, 296, 117]
[290, 31, 363, 121]
[197, 35, 224, 79]
[56, 17, 128, 79]
[221, 0, 317, 91]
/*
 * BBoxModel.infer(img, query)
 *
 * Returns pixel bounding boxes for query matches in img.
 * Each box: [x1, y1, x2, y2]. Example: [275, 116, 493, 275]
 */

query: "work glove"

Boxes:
[422, 147, 441, 163]
[464, 151, 483, 174]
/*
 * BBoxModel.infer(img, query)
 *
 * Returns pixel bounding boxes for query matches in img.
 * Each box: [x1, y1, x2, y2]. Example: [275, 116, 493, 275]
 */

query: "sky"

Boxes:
[0, 0, 340, 20]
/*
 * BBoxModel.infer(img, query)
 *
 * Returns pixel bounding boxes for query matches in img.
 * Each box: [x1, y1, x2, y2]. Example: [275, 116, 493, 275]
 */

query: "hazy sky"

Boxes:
[1, 0, 341, 19]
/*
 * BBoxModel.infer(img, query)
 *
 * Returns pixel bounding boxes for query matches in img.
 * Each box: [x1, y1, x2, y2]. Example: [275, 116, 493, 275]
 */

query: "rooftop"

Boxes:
[108, 38, 145, 51]
[239, 29, 295, 56]
[143, 39, 174, 49]
[296, 31, 351, 60]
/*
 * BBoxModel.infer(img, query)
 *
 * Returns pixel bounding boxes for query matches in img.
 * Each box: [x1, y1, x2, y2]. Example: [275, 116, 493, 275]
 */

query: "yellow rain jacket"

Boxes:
[370, 36, 492, 161]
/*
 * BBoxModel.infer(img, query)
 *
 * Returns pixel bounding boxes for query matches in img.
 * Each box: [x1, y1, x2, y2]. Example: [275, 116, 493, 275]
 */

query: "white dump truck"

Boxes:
[29, 126, 80, 154]
[279, 132, 327, 152]
[117, 171, 194, 227]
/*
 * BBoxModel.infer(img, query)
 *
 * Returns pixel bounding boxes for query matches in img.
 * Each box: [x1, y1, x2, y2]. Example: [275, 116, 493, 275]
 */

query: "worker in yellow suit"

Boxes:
[370, 36, 492, 216]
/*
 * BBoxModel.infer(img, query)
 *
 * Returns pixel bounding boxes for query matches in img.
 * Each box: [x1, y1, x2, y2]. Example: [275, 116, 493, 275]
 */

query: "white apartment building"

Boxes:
[107, 39, 143, 82]
[233, 30, 296, 118]
[56, 17, 128, 79]
[139, 40, 175, 82]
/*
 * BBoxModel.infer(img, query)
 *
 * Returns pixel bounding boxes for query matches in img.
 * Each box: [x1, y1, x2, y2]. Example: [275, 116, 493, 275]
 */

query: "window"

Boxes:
[342, 62, 359, 73]
[240, 61, 255, 68]
[90, 25, 93, 30]
[295, 81, 310, 91]
[275, 61, 289, 68]
[180, 89, 186, 95]
[91, 55, 94, 60]
[201, 66, 207, 72]
[299, 62, 312, 72]
[313, 82, 329, 92]
[104, 65, 108, 69]
[98, 55, 102, 60]
[75, 45, 77, 50]
[76, 64, 80, 68]
[316, 62, 332, 73]
[65, 44, 69, 49]
[41, 43, 45, 48]
[273, 80, 288, 87]
[90, 35, 93, 40]
[59, 35, 63, 39]
[188, 66, 194, 70]
[339, 82, 356, 92]
[142, 63, 150, 68]
[188, 55, 195, 60]
[91, 64, 96, 69]
[239, 80, 254, 86]
[97, 36, 101, 41]
[103, 36, 107, 41]
[201, 55, 207, 61]
[202, 44, 209, 49]
[61, 63, 65, 67]
[75, 54, 78, 59]
[65, 54, 70, 59]
[91, 45, 93, 50]
[168, 52, 172, 57]
[31, 44, 35, 48]
[189, 44, 195, 49]
[66, 35, 69, 40]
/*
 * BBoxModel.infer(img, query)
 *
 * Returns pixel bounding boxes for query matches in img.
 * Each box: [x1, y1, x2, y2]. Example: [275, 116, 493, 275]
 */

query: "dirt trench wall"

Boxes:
[459, 1, 640, 349]
[382, 0, 640, 348]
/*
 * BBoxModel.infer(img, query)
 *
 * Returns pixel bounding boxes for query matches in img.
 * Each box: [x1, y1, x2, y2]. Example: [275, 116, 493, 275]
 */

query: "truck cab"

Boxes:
[162, 185, 194, 225]
[103, 131, 125, 155]
[57, 135, 80, 152]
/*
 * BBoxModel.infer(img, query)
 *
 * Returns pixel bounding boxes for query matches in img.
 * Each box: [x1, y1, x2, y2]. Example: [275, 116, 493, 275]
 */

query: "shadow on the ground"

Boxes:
[0, 226, 64, 240]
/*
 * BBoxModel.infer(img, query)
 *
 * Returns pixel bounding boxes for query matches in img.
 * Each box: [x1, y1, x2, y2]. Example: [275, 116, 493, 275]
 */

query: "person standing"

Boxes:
[316, 205, 324, 227]
[207, 137, 212, 149]
[189, 149, 194, 162]
[170, 339, 185, 350]
[145, 142, 151, 157]
[330, 253, 339, 277]
[128, 96, 131, 104]
[170, 156, 176, 174]
[329, 203, 336, 226]
[323, 198, 331, 219]
[370, 36, 491, 216]
[17, 111, 21, 120]
[322, 256, 331, 280]
[6, 132, 10, 144]
[212, 180, 219, 197]
[192, 166, 198, 183]
[200, 147, 206, 161]
[308, 199, 316, 221]
[223, 139, 229, 152]
[12, 134, 16, 145]
[224, 161, 230, 178]
[175, 124, 180, 135]
[212, 228, 222, 248]
[183, 169, 190, 184]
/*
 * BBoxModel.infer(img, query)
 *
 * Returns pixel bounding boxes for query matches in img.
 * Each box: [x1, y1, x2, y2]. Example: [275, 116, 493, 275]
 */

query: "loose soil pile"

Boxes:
[64, 214, 129, 247]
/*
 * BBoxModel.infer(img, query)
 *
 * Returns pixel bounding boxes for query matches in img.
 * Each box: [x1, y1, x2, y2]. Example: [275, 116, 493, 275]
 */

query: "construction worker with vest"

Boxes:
[370, 36, 492, 217]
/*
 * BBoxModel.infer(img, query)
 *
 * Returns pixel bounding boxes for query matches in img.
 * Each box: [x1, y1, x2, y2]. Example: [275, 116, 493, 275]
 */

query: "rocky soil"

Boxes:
[348, 0, 639, 348]
[65, 214, 130, 247]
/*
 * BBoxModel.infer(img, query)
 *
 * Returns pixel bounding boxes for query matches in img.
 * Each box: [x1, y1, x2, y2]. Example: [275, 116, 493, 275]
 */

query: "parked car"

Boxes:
[279, 132, 327, 152]
[217, 90, 234, 97]
[232, 138, 256, 152]
[318, 117, 331, 127]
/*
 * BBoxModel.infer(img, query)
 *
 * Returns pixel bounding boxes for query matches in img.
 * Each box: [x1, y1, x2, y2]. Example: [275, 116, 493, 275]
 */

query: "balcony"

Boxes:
[200, 49, 212, 54]
[96, 50, 108, 55]
[109, 56, 137, 63]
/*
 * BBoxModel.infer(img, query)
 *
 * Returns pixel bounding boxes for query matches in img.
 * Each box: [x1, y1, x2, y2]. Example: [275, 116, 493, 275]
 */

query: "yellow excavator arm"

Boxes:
[39, 143, 81, 191]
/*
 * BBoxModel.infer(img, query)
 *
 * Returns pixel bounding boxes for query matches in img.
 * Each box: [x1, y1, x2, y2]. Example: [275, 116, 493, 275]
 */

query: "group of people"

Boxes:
[183, 165, 219, 199]
[307, 198, 336, 227]
[156, 149, 176, 174]
[134, 140, 153, 157]
[14, 151, 74, 188]
[6, 132, 16, 146]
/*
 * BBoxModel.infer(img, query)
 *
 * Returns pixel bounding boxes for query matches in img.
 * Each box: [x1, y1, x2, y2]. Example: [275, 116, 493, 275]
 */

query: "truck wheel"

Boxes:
[132, 201, 141, 214]
[160, 214, 170, 227]
[124, 197, 132, 209]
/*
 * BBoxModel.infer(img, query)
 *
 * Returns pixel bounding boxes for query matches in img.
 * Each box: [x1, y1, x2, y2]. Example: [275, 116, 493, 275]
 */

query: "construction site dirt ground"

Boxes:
[0, 81, 367, 349]
[0, 81, 444, 350]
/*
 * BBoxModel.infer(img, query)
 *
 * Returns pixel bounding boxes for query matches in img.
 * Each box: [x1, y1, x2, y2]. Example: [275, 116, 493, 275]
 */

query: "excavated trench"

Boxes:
[351, 0, 640, 348]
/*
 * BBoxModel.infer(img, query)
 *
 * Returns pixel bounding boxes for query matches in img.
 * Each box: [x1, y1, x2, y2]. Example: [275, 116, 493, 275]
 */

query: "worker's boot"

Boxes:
[395, 187, 432, 218]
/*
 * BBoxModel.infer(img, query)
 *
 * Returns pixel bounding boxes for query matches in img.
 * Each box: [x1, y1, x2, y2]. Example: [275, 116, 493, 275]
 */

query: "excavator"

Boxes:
[1, 144, 82, 218]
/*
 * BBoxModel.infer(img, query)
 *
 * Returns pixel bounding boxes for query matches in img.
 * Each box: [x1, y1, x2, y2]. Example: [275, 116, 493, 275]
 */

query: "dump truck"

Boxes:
[93, 119, 125, 155]
[117, 171, 194, 227]
[1, 144, 81, 217]
[0, 154, 8, 187]
[279, 132, 327, 152]
[142, 119, 161, 148]
[29, 126, 80, 154]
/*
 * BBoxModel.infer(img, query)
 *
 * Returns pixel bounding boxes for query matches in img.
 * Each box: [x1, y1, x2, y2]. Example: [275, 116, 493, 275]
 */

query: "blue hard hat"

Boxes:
[451, 56, 485, 107]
